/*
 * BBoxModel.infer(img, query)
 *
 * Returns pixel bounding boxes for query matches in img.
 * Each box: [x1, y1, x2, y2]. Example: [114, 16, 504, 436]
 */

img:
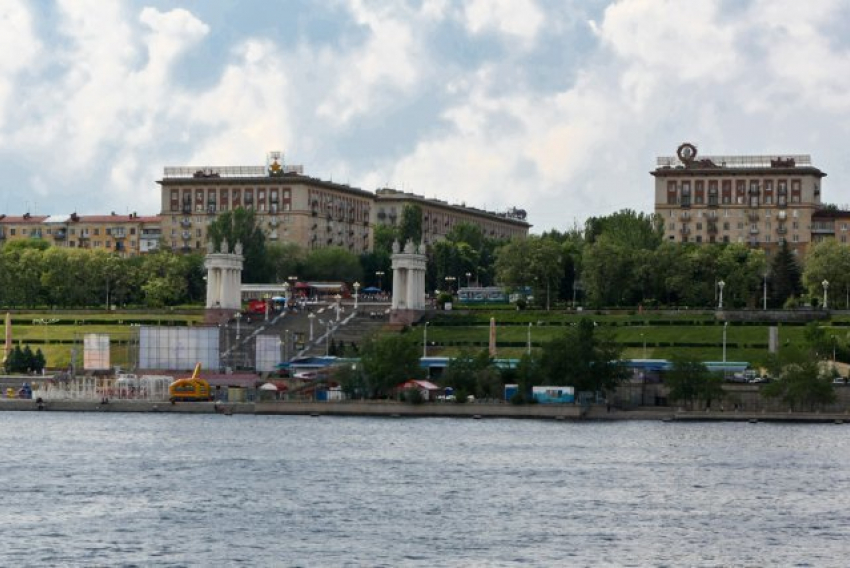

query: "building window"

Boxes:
[723, 222, 730, 230]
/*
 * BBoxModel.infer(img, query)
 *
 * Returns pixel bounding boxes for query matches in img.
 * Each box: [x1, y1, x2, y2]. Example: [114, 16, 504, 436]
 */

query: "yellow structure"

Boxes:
[653, 142, 827, 259]
[0, 212, 161, 257]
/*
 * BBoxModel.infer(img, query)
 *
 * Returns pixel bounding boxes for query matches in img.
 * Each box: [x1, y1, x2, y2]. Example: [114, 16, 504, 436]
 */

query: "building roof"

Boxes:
[0, 213, 160, 224]
[375, 187, 530, 227]
[158, 169, 376, 199]
[811, 209, 850, 220]
[0, 215, 49, 224]
[652, 150, 826, 178]
[397, 379, 441, 391]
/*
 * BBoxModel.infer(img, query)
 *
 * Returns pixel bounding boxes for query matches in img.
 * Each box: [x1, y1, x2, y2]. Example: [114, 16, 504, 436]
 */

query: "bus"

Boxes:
[456, 287, 508, 304]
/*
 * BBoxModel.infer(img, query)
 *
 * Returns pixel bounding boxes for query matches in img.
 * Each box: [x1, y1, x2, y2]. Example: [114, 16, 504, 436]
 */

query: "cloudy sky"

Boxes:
[2, 0, 849, 232]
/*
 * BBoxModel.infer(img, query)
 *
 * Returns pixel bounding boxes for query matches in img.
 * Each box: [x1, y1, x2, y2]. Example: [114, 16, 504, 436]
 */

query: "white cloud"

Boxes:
[0, 0, 41, 132]
[462, 0, 543, 45]
[316, 1, 421, 124]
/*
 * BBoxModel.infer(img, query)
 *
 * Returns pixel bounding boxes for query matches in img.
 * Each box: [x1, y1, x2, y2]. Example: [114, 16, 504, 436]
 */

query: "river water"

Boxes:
[0, 413, 848, 567]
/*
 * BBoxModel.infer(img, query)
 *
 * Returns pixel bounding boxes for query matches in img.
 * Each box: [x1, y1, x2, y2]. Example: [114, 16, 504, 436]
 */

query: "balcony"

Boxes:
[749, 227, 760, 235]
[182, 205, 192, 214]
[681, 211, 690, 219]
[30, 230, 43, 239]
[181, 219, 192, 228]
[79, 231, 91, 239]
[207, 206, 216, 214]
[53, 230, 67, 240]
[111, 228, 127, 239]
[748, 213, 759, 222]
[776, 226, 787, 235]
[269, 218, 279, 227]
[181, 231, 191, 240]
[679, 227, 691, 235]
[707, 224, 718, 234]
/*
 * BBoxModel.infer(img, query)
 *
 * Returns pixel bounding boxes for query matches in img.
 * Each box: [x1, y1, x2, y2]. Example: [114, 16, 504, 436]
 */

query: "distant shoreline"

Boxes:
[1, 399, 848, 423]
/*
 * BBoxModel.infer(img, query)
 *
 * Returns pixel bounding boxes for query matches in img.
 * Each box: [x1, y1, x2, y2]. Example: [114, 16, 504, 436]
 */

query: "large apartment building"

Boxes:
[0, 212, 161, 257]
[653, 143, 827, 257]
[157, 153, 530, 253]
[374, 188, 529, 244]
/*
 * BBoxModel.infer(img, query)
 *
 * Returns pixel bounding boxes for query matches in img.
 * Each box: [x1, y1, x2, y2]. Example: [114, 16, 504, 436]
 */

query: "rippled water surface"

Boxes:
[1, 413, 848, 566]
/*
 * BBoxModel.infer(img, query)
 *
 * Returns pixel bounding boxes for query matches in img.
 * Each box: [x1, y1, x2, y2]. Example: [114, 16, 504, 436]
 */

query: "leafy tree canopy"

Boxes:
[207, 207, 270, 282]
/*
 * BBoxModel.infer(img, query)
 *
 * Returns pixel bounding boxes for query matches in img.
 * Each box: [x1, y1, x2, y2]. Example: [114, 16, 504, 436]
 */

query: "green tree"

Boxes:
[303, 247, 363, 282]
[762, 343, 836, 411]
[581, 235, 634, 307]
[358, 333, 422, 398]
[398, 204, 422, 245]
[770, 240, 803, 308]
[585, 209, 663, 249]
[495, 236, 564, 307]
[538, 319, 627, 394]
[207, 207, 270, 282]
[665, 355, 724, 410]
[803, 239, 850, 309]
[140, 250, 190, 307]
[266, 242, 306, 283]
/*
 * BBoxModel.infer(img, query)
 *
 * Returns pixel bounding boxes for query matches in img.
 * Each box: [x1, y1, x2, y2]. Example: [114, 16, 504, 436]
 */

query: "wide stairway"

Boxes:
[221, 301, 395, 366]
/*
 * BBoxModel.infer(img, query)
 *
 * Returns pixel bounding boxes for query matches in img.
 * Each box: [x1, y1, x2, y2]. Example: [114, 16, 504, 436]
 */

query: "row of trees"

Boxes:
[344, 318, 839, 411]
[341, 319, 627, 401]
[494, 209, 846, 309]
[2, 205, 847, 310]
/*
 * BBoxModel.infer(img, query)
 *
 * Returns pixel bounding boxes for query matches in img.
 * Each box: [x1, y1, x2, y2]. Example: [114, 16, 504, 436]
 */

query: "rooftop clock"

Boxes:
[677, 142, 697, 162]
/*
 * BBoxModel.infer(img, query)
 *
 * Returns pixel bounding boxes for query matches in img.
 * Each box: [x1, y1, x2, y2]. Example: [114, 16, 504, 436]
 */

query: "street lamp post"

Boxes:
[527, 322, 532, 355]
[353, 281, 360, 310]
[423, 322, 430, 358]
[722, 321, 728, 363]
[308, 312, 316, 341]
[466, 272, 472, 288]
[334, 294, 342, 321]
[763, 272, 768, 311]
[832, 335, 837, 363]
[822, 279, 830, 309]
[326, 321, 332, 357]
[375, 271, 385, 291]
[235, 312, 242, 340]
[718, 280, 725, 309]
[444, 276, 456, 293]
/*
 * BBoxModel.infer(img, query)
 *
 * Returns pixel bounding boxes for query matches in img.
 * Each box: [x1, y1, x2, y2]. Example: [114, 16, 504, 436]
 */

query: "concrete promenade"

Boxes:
[1, 399, 849, 423]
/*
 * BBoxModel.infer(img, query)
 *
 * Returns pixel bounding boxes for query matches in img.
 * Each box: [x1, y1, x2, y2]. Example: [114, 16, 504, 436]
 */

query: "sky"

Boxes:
[2, 0, 850, 233]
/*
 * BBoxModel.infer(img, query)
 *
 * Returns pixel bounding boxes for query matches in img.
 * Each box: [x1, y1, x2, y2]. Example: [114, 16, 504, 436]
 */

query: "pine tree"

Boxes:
[34, 349, 46, 374]
[769, 241, 803, 308]
[22, 345, 35, 373]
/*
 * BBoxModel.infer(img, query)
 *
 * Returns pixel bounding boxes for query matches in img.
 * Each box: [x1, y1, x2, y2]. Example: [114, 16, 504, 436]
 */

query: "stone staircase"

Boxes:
[219, 301, 395, 366]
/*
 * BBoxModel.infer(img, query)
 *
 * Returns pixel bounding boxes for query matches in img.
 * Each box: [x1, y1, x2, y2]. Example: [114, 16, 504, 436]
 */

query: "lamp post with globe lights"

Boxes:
[718, 280, 725, 309]
[823, 279, 830, 310]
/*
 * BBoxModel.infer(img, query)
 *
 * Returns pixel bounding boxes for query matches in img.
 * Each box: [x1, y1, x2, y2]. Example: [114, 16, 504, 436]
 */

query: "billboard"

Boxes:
[255, 335, 281, 373]
[84, 333, 111, 371]
[139, 326, 220, 371]
[532, 386, 575, 404]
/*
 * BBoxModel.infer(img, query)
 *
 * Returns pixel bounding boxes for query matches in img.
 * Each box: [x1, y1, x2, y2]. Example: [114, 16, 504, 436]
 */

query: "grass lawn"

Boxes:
[4, 309, 204, 369]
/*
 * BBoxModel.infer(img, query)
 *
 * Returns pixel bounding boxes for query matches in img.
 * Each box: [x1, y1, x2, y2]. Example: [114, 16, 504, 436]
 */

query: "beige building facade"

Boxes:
[374, 188, 529, 244]
[0, 213, 161, 257]
[157, 155, 530, 253]
[653, 143, 827, 258]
